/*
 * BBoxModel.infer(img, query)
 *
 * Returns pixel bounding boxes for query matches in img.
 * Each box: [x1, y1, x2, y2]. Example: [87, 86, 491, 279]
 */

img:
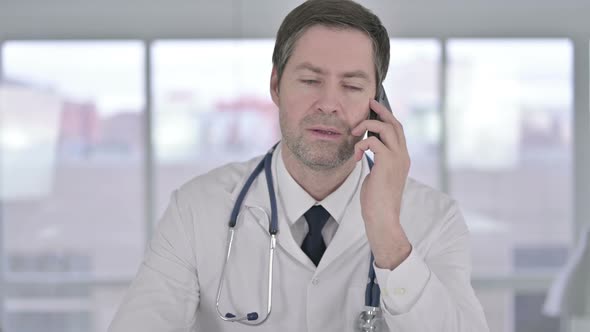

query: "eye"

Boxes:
[300, 79, 319, 85]
[344, 85, 363, 91]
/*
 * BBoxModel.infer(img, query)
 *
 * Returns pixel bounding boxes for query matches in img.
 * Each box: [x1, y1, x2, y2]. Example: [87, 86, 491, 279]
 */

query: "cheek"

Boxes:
[279, 94, 306, 127]
[288, 84, 318, 102]
[345, 100, 371, 125]
[281, 88, 316, 115]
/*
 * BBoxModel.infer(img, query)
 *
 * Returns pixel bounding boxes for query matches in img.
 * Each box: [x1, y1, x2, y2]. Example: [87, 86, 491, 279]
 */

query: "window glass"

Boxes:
[383, 40, 441, 189]
[1, 41, 145, 332]
[151, 40, 279, 216]
[447, 40, 573, 276]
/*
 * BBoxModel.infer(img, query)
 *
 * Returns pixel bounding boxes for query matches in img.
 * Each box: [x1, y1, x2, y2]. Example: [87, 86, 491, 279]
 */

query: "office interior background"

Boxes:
[0, 0, 589, 331]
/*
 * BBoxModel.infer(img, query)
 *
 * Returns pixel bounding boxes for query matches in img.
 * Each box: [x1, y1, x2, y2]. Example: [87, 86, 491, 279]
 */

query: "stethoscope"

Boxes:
[216, 143, 383, 331]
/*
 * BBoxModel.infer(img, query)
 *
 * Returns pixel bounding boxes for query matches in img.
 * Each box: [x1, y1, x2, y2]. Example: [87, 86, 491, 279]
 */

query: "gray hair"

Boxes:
[272, 0, 390, 96]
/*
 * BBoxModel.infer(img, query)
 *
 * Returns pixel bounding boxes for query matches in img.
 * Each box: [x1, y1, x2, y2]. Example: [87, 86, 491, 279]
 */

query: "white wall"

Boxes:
[0, 0, 590, 39]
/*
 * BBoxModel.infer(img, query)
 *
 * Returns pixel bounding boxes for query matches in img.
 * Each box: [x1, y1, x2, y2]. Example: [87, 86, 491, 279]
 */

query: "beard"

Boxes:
[280, 112, 363, 171]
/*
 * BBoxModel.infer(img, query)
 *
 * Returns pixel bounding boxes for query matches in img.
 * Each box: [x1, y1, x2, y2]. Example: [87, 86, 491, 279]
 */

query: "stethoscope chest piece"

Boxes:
[357, 306, 384, 332]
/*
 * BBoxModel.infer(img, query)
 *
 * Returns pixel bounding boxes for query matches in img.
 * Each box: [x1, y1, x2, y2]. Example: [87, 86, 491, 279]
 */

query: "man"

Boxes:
[109, 0, 489, 331]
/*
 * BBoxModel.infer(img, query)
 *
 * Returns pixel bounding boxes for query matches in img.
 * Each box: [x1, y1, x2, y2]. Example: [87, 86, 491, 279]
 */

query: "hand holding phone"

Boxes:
[353, 84, 412, 271]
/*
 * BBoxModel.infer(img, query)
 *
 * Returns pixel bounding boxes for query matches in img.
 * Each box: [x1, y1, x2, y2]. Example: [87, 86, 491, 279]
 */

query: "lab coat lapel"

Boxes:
[229, 156, 317, 271]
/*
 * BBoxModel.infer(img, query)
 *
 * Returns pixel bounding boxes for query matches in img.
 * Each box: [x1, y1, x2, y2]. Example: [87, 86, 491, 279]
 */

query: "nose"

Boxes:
[316, 84, 341, 114]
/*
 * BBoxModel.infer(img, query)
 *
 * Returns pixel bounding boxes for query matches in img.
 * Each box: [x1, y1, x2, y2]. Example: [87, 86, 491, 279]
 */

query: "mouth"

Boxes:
[308, 126, 342, 135]
[307, 126, 343, 140]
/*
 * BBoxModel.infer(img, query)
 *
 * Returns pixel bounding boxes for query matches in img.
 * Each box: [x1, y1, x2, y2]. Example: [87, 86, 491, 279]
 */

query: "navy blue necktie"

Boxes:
[301, 205, 331, 266]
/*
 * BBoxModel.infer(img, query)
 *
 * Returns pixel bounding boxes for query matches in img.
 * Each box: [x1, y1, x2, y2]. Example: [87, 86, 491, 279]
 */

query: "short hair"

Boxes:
[272, 0, 390, 96]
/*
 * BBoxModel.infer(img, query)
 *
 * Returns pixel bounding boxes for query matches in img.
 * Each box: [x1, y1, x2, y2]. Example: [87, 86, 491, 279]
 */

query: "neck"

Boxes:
[281, 144, 357, 201]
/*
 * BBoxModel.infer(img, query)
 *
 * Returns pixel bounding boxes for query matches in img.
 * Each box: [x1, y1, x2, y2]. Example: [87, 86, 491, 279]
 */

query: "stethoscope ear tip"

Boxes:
[225, 313, 236, 318]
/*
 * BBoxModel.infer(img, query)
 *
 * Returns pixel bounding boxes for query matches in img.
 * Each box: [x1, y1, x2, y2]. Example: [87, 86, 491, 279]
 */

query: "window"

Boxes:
[151, 39, 441, 216]
[447, 39, 573, 332]
[151, 40, 279, 217]
[382, 39, 441, 189]
[1, 41, 145, 332]
[0, 37, 581, 332]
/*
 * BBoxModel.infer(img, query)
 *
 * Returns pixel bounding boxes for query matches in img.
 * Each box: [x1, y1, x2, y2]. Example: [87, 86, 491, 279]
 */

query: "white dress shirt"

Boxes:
[276, 146, 362, 247]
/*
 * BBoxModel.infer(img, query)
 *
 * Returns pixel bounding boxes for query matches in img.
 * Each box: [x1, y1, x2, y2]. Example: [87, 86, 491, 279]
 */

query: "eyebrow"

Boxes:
[342, 70, 370, 81]
[294, 62, 371, 81]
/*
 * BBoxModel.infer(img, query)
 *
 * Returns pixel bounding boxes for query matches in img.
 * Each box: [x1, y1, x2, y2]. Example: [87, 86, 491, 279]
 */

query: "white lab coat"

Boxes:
[109, 150, 489, 332]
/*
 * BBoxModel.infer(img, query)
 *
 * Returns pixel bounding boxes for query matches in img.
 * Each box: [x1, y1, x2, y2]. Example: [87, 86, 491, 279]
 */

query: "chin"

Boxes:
[302, 149, 353, 171]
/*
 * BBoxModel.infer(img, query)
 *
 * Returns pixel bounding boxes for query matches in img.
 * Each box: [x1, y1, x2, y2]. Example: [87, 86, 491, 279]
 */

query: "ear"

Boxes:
[270, 66, 280, 107]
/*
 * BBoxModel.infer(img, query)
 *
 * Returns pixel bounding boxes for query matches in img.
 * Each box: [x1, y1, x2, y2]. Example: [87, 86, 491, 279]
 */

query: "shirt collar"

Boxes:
[275, 142, 364, 225]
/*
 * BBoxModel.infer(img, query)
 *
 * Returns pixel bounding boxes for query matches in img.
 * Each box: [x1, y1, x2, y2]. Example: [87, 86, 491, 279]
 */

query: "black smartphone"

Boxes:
[367, 84, 392, 140]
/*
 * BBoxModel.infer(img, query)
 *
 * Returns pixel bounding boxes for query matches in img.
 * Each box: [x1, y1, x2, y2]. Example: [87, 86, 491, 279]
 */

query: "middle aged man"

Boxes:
[109, 1, 490, 331]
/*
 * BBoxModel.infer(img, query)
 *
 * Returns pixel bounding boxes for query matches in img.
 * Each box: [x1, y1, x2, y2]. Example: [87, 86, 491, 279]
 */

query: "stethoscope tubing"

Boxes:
[216, 142, 381, 326]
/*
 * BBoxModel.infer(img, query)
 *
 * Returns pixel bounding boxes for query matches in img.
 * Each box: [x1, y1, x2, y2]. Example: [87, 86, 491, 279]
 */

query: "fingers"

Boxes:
[354, 136, 389, 161]
[352, 98, 410, 162]
[368, 99, 407, 147]
[369, 99, 395, 123]
[352, 120, 398, 149]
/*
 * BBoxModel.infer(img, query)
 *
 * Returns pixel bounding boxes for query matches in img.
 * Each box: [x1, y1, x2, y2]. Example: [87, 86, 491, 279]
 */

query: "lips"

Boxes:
[307, 126, 343, 141]
[308, 126, 342, 135]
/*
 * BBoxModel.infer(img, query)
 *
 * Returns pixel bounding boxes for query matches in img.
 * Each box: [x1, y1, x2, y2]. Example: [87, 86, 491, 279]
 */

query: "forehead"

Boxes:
[287, 25, 375, 79]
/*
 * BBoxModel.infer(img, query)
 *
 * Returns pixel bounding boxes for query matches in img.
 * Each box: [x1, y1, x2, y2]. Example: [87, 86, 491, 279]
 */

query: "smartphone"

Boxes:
[367, 84, 392, 140]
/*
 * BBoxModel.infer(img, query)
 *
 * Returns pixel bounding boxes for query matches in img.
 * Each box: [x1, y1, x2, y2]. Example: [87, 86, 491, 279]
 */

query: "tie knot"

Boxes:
[304, 205, 330, 235]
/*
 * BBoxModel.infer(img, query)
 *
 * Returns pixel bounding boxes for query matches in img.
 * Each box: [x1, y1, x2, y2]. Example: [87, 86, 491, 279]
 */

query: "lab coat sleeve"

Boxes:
[374, 202, 489, 331]
[109, 190, 199, 332]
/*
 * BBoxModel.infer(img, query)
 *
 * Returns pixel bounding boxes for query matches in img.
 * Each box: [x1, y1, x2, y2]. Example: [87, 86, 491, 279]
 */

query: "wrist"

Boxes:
[374, 241, 412, 270]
